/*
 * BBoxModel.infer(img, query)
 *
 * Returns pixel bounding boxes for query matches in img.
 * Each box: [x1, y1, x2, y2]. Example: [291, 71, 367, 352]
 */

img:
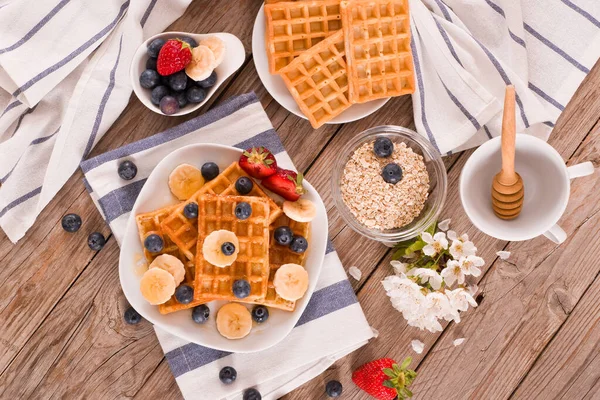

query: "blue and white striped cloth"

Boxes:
[410, 0, 600, 154]
[81, 93, 374, 400]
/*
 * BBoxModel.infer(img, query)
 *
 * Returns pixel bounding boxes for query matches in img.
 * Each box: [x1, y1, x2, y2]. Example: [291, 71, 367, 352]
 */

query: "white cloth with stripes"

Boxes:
[410, 0, 600, 154]
[0, 0, 191, 243]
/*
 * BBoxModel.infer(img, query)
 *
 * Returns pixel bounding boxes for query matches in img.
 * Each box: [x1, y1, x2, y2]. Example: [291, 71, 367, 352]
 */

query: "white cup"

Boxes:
[460, 134, 595, 244]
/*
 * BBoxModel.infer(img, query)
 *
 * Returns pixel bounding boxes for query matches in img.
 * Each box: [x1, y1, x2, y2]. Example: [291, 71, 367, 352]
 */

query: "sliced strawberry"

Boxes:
[157, 39, 192, 76]
[261, 168, 306, 202]
[238, 147, 277, 179]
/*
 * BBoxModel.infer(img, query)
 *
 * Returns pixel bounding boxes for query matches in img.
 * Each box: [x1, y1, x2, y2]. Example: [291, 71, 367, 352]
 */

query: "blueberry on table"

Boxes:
[325, 380, 343, 397]
[174, 91, 188, 108]
[235, 176, 253, 195]
[251, 305, 269, 323]
[167, 70, 187, 92]
[183, 202, 198, 219]
[290, 235, 308, 253]
[139, 69, 160, 89]
[201, 162, 219, 181]
[192, 304, 210, 324]
[274, 226, 293, 246]
[118, 160, 137, 180]
[221, 242, 236, 256]
[159, 95, 180, 115]
[232, 279, 251, 299]
[373, 137, 393, 158]
[381, 163, 403, 184]
[147, 38, 165, 58]
[235, 202, 252, 220]
[88, 232, 106, 251]
[150, 85, 170, 106]
[124, 306, 142, 325]
[197, 71, 217, 88]
[61, 213, 82, 233]
[180, 36, 198, 48]
[243, 388, 262, 400]
[186, 86, 207, 103]
[146, 57, 157, 71]
[175, 285, 194, 304]
[219, 366, 237, 384]
[144, 234, 164, 253]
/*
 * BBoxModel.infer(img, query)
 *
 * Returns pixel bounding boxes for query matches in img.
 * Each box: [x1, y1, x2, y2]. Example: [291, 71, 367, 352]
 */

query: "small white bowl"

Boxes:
[130, 31, 245, 116]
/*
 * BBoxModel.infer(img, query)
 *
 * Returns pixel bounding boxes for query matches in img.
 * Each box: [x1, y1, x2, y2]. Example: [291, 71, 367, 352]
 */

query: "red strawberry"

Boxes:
[157, 39, 192, 76]
[352, 357, 417, 400]
[238, 147, 277, 179]
[261, 168, 306, 201]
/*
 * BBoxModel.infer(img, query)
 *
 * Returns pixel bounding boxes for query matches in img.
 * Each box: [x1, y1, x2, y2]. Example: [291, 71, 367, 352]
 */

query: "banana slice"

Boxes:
[202, 230, 240, 267]
[149, 254, 185, 286]
[168, 164, 205, 200]
[216, 303, 253, 340]
[273, 263, 309, 301]
[199, 36, 226, 67]
[282, 199, 317, 222]
[140, 268, 176, 305]
[185, 45, 216, 81]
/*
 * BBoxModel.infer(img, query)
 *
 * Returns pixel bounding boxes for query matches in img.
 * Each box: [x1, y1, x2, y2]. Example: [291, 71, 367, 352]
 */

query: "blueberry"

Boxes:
[219, 366, 237, 384]
[251, 305, 269, 323]
[147, 38, 166, 58]
[175, 285, 194, 304]
[290, 235, 308, 253]
[221, 242, 236, 256]
[235, 177, 253, 195]
[174, 91, 188, 108]
[124, 306, 142, 325]
[235, 202, 252, 220]
[201, 162, 219, 181]
[197, 71, 217, 88]
[166, 71, 187, 92]
[325, 380, 343, 397]
[192, 304, 210, 324]
[373, 137, 394, 158]
[88, 232, 106, 251]
[243, 388, 262, 400]
[118, 160, 137, 180]
[140, 69, 160, 89]
[186, 86, 207, 103]
[146, 57, 157, 71]
[61, 213, 82, 233]
[381, 163, 403, 184]
[232, 279, 251, 299]
[144, 234, 164, 253]
[184, 202, 198, 219]
[160, 95, 179, 115]
[274, 226, 293, 246]
[151, 85, 170, 106]
[180, 36, 198, 48]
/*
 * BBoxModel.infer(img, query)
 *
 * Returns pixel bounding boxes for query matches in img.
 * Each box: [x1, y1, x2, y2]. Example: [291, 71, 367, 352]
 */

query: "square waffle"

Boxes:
[194, 194, 271, 302]
[340, 0, 415, 103]
[161, 162, 282, 261]
[279, 30, 350, 128]
[265, 0, 343, 74]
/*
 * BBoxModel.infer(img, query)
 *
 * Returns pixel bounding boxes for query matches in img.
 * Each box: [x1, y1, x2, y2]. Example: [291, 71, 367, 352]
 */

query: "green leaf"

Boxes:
[382, 380, 396, 389]
[404, 388, 413, 397]
[392, 363, 402, 374]
[405, 240, 425, 255]
[400, 357, 412, 370]
[392, 246, 409, 260]
[382, 368, 396, 378]
[425, 221, 437, 236]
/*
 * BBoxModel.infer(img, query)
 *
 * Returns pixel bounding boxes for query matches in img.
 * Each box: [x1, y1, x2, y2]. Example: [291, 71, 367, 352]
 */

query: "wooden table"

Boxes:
[2, 1, 600, 399]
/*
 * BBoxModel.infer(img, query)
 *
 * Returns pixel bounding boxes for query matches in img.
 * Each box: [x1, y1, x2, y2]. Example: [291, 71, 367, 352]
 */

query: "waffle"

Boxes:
[279, 30, 350, 128]
[194, 194, 271, 301]
[340, 0, 415, 103]
[265, 0, 343, 74]
[161, 162, 282, 261]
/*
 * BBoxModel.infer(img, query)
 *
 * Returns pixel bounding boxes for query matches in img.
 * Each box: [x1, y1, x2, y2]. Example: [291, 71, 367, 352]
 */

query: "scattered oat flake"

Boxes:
[453, 338, 466, 346]
[438, 218, 451, 231]
[371, 326, 379, 338]
[348, 266, 362, 281]
[411, 339, 425, 354]
[496, 250, 511, 260]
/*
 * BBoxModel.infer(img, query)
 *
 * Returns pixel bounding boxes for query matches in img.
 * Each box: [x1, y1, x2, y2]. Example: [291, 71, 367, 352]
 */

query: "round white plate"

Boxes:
[252, 4, 389, 124]
[119, 144, 328, 353]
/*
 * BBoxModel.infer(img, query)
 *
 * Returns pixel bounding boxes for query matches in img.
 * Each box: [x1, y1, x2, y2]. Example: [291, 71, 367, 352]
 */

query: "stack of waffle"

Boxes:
[135, 161, 310, 314]
[265, 0, 415, 128]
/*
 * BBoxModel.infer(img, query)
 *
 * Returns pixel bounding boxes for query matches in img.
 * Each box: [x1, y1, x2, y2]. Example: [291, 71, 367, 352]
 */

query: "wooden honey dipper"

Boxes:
[492, 85, 524, 220]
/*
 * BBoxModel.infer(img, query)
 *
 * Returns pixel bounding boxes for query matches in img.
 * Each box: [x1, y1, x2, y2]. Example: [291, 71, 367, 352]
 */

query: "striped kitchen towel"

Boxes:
[81, 92, 374, 400]
[410, 0, 600, 154]
[0, 0, 192, 244]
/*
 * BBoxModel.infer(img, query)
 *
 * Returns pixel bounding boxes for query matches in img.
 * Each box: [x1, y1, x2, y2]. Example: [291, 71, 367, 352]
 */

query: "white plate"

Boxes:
[130, 32, 245, 117]
[119, 144, 328, 353]
[252, 4, 390, 124]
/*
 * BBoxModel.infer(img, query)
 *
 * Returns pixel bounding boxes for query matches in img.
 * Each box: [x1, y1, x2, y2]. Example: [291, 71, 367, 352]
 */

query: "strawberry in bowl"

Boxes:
[262, 168, 306, 202]
[239, 147, 277, 179]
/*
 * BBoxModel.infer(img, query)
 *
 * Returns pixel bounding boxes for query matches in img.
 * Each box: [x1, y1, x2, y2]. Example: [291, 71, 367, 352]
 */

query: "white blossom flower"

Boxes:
[441, 259, 465, 286]
[421, 232, 449, 256]
[424, 292, 452, 316]
[453, 338, 466, 346]
[467, 284, 479, 297]
[438, 218, 451, 231]
[496, 250, 511, 260]
[391, 260, 409, 275]
[348, 266, 362, 281]
[407, 312, 443, 333]
[446, 288, 478, 312]
[446, 230, 469, 242]
[449, 237, 477, 259]
[459, 255, 484, 277]
[412, 268, 443, 290]
[411, 339, 425, 354]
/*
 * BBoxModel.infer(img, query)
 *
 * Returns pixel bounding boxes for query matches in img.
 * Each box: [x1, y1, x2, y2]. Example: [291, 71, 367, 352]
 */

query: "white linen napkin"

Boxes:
[81, 92, 375, 400]
[410, 0, 600, 154]
[0, 0, 192, 243]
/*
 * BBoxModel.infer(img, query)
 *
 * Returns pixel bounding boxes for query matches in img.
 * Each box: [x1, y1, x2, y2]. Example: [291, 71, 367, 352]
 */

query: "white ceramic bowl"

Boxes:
[130, 32, 245, 116]
[251, 5, 389, 124]
[119, 144, 328, 353]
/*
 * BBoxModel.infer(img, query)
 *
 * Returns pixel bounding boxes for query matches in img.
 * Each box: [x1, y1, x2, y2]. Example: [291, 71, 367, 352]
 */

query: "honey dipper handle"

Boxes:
[501, 85, 516, 179]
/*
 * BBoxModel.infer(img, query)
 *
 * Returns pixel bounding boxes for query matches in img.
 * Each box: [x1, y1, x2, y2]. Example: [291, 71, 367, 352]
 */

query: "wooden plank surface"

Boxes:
[1, 1, 600, 399]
